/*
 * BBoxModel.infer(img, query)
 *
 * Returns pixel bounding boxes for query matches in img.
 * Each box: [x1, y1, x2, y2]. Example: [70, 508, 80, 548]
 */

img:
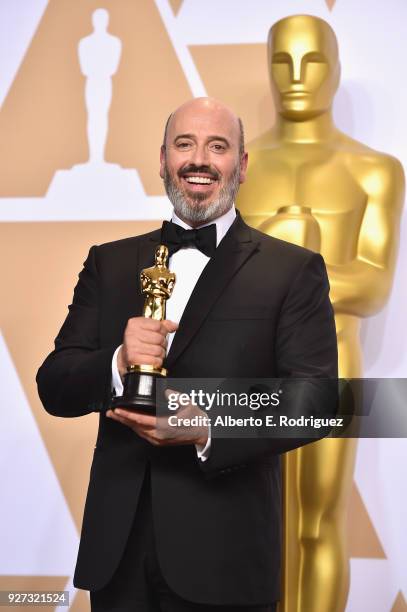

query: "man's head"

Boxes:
[160, 97, 248, 227]
[268, 15, 340, 120]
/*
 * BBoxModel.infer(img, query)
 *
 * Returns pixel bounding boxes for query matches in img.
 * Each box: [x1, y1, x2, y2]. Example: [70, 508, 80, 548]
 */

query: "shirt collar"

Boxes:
[171, 205, 236, 248]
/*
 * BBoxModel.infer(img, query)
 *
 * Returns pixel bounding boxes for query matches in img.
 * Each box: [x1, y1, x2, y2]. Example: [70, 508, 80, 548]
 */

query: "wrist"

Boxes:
[117, 347, 127, 379]
[196, 428, 209, 449]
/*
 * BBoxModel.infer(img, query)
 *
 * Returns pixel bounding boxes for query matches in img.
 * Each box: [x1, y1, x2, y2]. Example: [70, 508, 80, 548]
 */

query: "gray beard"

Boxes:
[163, 164, 241, 225]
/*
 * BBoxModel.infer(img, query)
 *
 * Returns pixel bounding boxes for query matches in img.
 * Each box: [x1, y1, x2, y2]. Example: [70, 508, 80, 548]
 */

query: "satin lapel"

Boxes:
[165, 216, 259, 369]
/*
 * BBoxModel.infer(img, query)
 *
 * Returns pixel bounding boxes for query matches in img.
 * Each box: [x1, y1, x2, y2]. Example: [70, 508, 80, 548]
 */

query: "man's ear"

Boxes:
[159, 145, 166, 179]
[239, 152, 249, 184]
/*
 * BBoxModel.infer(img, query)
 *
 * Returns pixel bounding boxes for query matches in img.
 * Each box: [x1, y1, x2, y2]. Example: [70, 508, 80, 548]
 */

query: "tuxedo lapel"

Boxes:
[165, 215, 259, 369]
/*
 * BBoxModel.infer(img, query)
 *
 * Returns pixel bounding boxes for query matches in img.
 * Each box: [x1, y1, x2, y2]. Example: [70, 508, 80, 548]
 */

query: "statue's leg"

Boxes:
[151, 298, 165, 322]
[144, 301, 153, 319]
[281, 442, 357, 612]
[298, 438, 356, 611]
[280, 317, 361, 612]
[85, 78, 112, 163]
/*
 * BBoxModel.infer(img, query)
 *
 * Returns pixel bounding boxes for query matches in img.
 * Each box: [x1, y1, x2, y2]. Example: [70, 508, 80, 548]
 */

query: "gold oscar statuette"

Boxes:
[237, 14, 405, 612]
[111, 244, 176, 413]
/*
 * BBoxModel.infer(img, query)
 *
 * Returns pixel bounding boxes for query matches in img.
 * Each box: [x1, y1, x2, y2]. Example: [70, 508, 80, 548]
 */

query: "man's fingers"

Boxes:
[107, 407, 205, 448]
[126, 317, 177, 335]
[121, 317, 176, 370]
[161, 320, 179, 334]
[107, 409, 157, 434]
[124, 342, 165, 365]
[107, 410, 132, 428]
[107, 409, 164, 446]
[133, 427, 154, 444]
[137, 329, 168, 347]
[129, 317, 161, 332]
[165, 388, 179, 398]
[113, 408, 157, 427]
[128, 343, 165, 359]
[122, 354, 163, 369]
[137, 318, 177, 334]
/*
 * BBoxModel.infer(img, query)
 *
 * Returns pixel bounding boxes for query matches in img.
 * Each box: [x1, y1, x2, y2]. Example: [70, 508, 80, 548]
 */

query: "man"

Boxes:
[37, 97, 337, 611]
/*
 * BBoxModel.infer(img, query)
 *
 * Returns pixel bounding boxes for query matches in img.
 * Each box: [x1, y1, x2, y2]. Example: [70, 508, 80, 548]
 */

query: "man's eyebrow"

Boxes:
[207, 135, 230, 146]
[173, 134, 230, 146]
[174, 133, 195, 142]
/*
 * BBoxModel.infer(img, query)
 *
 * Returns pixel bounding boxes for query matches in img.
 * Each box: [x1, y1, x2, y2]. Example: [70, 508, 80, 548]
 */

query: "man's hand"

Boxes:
[117, 317, 178, 378]
[106, 391, 209, 449]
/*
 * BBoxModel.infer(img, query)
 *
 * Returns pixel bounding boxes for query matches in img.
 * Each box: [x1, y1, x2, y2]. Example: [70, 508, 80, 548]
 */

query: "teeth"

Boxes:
[185, 176, 214, 184]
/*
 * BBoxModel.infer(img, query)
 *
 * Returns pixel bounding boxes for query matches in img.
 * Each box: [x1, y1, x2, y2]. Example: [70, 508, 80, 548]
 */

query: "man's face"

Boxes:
[160, 101, 248, 226]
[268, 16, 340, 120]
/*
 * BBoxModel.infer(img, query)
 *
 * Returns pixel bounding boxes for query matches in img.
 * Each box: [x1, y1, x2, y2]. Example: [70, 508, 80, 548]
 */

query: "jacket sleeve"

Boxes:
[198, 251, 339, 479]
[36, 246, 116, 418]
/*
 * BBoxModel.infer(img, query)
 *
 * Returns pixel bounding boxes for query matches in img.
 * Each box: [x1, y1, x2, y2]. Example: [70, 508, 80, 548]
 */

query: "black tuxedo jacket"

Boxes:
[37, 214, 337, 606]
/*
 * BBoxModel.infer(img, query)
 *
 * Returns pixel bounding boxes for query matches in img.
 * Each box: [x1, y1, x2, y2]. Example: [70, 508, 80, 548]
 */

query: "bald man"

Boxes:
[37, 98, 337, 611]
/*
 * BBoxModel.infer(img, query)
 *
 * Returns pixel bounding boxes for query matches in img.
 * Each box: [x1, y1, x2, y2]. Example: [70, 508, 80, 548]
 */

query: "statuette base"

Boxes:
[111, 369, 166, 414]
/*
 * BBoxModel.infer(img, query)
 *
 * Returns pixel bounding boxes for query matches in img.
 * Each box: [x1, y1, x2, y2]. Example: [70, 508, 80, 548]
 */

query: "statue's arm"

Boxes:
[327, 155, 405, 317]
[77, 38, 89, 77]
[167, 277, 176, 295]
[107, 36, 122, 75]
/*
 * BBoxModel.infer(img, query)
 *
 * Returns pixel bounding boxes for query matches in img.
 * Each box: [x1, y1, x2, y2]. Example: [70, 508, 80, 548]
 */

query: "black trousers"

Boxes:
[90, 469, 277, 612]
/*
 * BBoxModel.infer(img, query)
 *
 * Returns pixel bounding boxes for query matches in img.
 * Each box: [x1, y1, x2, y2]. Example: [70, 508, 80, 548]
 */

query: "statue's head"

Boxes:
[156, 244, 168, 266]
[92, 8, 109, 31]
[268, 15, 340, 120]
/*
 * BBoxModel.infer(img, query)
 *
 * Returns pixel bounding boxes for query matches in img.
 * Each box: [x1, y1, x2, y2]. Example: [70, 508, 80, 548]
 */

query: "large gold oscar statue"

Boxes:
[237, 15, 405, 612]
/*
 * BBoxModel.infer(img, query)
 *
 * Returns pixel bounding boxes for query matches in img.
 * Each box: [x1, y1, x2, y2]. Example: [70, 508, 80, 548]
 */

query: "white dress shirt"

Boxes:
[111, 205, 237, 460]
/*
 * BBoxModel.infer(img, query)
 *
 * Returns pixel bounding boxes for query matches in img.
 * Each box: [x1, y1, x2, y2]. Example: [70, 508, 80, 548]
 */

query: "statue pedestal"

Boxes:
[45, 162, 170, 220]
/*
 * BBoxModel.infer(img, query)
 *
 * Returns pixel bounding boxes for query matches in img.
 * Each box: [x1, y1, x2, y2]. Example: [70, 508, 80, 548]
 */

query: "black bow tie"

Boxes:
[160, 221, 217, 258]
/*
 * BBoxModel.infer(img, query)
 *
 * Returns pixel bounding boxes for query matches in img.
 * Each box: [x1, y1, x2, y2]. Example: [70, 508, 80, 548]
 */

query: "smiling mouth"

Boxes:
[179, 166, 219, 190]
[181, 175, 217, 194]
[184, 176, 216, 185]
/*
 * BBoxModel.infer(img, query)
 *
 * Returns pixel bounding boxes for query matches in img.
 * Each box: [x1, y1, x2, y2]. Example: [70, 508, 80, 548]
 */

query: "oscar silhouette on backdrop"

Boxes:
[237, 14, 405, 612]
[46, 8, 147, 211]
[78, 8, 122, 165]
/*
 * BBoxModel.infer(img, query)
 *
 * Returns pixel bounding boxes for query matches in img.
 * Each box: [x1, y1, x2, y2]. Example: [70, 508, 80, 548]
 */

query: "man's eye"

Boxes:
[176, 141, 192, 149]
[210, 143, 226, 152]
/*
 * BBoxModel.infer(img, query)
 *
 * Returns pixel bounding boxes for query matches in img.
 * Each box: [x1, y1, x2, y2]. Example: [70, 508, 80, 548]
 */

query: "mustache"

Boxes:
[178, 164, 220, 181]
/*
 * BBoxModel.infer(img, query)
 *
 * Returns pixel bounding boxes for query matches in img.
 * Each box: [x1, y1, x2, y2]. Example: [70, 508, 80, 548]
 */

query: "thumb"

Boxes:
[162, 319, 179, 334]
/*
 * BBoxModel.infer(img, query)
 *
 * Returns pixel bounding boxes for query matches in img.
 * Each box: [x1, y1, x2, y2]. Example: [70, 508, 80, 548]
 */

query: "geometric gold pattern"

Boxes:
[168, 0, 184, 16]
[391, 592, 407, 612]
[347, 483, 386, 559]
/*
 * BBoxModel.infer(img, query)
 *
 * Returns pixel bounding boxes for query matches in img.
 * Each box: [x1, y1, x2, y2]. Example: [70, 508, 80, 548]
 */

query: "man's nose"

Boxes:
[190, 143, 209, 166]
